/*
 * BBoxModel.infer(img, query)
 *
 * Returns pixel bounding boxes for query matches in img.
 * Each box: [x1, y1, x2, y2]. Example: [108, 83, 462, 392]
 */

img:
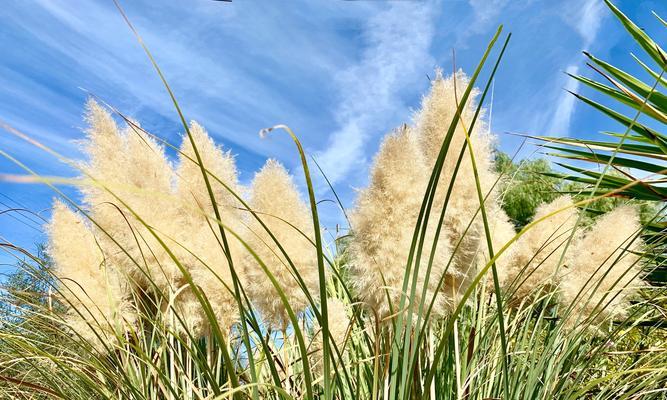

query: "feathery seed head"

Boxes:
[243, 159, 318, 329]
[309, 298, 351, 377]
[500, 195, 579, 302]
[81, 100, 180, 288]
[48, 200, 136, 351]
[176, 121, 243, 213]
[56, 103, 250, 341]
[164, 121, 246, 336]
[560, 206, 645, 329]
[413, 71, 499, 296]
[349, 126, 459, 320]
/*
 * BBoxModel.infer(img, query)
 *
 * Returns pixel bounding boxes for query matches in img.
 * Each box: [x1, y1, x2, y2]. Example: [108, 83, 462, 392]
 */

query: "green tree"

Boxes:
[494, 151, 560, 228]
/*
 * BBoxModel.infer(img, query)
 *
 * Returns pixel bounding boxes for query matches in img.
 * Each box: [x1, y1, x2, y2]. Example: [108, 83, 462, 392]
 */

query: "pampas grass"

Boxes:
[348, 125, 450, 319]
[500, 195, 579, 301]
[22, 72, 658, 400]
[243, 159, 319, 330]
[172, 121, 245, 334]
[416, 70, 518, 309]
[415, 70, 501, 278]
[560, 206, 646, 328]
[75, 100, 249, 337]
[1, 6, 665, 397]
[82, 100, 179, 289]
[48, 200, 136, 351]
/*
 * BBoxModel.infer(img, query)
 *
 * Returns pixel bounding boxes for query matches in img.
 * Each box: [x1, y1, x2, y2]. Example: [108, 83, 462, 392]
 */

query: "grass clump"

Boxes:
[0, 1, 666, 399]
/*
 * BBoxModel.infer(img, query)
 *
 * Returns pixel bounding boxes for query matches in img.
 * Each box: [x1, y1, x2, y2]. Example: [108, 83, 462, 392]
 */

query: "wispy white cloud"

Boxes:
[468, 0, 510, 32]
[2, 0, 358, 167]
[3, 0, 663, 269]
[0, 0, 361, 266]
[315, 2, 435, 188]
[548, 0, 607, 136]
[547, 64, 580, 136]
[568, 0, 606, 47]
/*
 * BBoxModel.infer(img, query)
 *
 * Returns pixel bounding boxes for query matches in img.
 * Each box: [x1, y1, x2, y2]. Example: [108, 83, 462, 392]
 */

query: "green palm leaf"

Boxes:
[535, 1, 667, 287]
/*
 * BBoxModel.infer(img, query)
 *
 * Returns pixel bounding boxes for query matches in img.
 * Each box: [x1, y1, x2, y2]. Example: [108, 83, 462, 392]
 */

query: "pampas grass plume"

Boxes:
[560, 206, 645, 328]
[48, 201, 135, 351]
[171, 121, 246, 334]
[176, 121, 243, 213]
[243, 159, 318, 329]
[349, 125, 459, 319]
[310, 298, 351, 376]
[80, 102, 244, 336]
[414, 70, 503, 294]
[501, 195, 578, 301]
[82, 100, 180, 288]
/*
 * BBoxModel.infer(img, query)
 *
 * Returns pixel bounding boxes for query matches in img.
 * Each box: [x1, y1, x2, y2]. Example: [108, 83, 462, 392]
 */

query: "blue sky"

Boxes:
[0, 0, 665, 273]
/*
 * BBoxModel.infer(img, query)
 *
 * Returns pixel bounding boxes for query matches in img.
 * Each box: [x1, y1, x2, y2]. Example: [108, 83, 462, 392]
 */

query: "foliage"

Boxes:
[533, 0, 667, 285]
[495, 152, 658, 229]
[494, 151, 560, 228]
[1, 245, 52, 313]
